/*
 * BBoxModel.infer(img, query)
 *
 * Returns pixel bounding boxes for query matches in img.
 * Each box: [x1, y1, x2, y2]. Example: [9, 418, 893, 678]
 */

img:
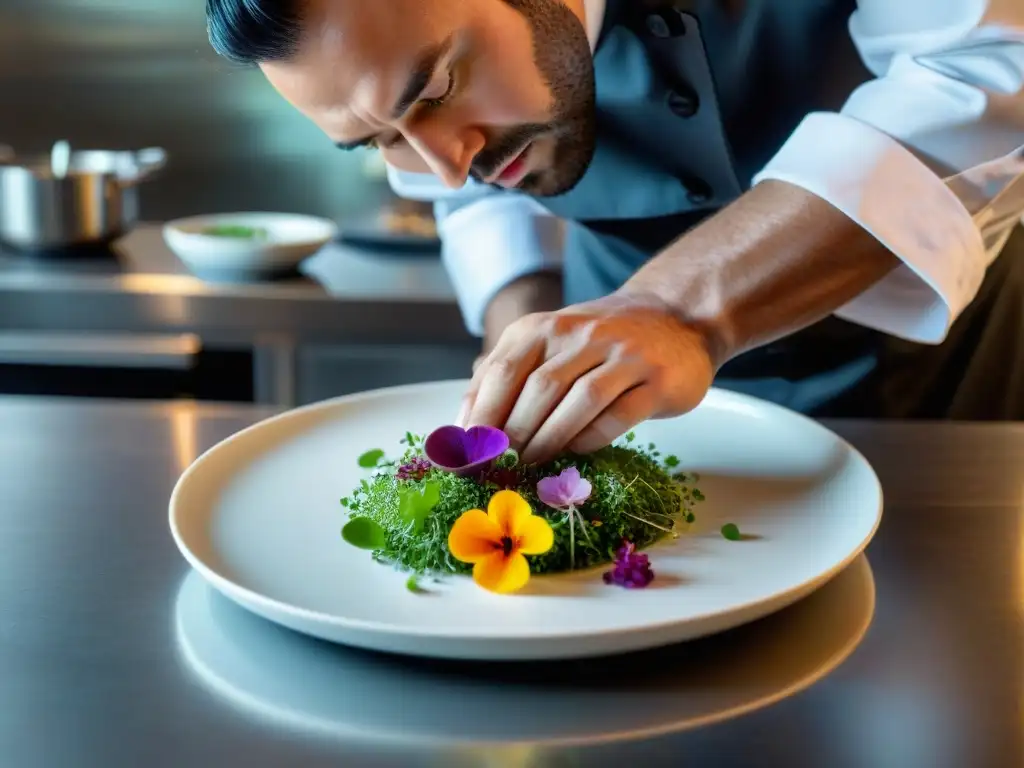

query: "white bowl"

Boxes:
[164, 212, 338, 278]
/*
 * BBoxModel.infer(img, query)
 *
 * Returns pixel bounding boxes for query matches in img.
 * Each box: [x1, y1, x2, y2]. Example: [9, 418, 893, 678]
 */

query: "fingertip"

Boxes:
[568, 423, 620, 455]
[519, 437, 560, 466]
[566, 434, 600, 456]
[455, 398, 471, 428]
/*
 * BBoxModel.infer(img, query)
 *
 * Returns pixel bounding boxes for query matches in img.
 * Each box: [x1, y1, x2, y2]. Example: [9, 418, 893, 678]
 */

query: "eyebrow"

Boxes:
[334, 36, 454, 152]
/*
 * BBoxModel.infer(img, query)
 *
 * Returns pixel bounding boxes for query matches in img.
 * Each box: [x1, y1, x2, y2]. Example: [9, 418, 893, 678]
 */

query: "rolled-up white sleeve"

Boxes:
[752, 0, 1024, 344]
[386, 167, 564, 336]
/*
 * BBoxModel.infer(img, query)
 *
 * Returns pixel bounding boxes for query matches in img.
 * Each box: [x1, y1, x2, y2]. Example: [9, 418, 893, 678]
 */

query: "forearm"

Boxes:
[621, 180, 900, 366]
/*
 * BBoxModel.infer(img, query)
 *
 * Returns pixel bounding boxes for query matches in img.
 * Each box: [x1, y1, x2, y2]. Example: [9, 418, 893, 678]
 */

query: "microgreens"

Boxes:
[339, 429, 706, 586]
[400, 432, 424, 450]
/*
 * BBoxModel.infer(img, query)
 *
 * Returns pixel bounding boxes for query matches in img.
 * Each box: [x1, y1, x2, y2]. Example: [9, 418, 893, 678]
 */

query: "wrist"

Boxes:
[621, 181, 899, 364]
[613, 283, 731, 370]
[483, 271, 564, 351]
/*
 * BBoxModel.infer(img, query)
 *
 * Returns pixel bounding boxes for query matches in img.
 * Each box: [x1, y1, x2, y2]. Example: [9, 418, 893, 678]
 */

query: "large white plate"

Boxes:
[169, 380, 883, 661]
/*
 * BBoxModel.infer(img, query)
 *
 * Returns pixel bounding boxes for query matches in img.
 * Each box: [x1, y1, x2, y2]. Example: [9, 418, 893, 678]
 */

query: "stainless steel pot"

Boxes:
[0, 143, 166, 251]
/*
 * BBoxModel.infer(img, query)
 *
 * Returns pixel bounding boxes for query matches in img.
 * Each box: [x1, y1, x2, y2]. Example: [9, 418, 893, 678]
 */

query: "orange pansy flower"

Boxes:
[448, 490, 554, 593]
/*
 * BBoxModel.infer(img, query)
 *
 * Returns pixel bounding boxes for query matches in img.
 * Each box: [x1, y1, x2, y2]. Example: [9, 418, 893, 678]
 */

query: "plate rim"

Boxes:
[169, 379, 884, 642]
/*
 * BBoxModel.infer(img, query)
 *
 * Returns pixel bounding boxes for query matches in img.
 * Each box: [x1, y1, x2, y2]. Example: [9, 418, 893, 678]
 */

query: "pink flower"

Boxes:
[537, 466, 593, 572]
[536, 467, 592, 510]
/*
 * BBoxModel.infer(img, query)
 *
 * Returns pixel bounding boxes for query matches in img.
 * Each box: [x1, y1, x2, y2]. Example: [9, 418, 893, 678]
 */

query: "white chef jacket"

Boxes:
[388, 0, 1024, 343]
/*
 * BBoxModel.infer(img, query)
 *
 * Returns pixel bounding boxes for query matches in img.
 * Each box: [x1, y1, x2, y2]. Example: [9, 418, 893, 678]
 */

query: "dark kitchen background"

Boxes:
[0, 0, 477, 407]
[0, 0, 377, 218]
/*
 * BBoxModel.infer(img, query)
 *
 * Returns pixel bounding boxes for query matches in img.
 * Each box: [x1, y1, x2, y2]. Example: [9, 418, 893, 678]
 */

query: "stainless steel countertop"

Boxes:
[0, 225, 470, 344]
[2, 396, 1022, 767]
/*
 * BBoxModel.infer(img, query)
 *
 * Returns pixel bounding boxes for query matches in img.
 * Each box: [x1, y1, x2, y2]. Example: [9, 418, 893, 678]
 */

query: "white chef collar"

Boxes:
[583, 0, 607, 51]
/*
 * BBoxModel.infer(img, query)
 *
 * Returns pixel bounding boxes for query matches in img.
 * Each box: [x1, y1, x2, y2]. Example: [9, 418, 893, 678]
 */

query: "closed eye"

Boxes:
[336, 57, 459, 152]
[366, 72, 455, 149]
[421, 71, 456, 109]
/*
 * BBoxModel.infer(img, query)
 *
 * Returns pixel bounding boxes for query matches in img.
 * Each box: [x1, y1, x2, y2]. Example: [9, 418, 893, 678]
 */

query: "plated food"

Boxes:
[340, 424, 706, 594]
[169, 381, 882, 660]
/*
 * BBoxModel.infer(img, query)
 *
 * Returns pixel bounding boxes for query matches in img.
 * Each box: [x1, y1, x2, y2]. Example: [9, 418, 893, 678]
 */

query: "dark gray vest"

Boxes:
[537, 0, 869, 298]
[528, 0, 887, 408]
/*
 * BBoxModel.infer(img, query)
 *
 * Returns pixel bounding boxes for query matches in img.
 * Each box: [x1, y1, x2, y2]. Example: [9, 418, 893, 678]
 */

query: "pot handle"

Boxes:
[122, 147, 167, 184]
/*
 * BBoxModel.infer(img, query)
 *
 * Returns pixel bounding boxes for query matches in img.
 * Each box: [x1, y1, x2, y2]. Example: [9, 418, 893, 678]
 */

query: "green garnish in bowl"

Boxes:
[201, 224, 269, 239]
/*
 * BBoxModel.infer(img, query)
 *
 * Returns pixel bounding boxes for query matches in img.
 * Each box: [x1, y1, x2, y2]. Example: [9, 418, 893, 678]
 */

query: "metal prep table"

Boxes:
[0, 225, 474, 406]
[2, 396, 1022, 767]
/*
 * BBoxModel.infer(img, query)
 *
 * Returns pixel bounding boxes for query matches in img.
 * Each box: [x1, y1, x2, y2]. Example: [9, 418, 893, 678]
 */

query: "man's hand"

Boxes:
[457, 181, 900, 463]
[458, 292, 716, 463]
[474, 271, 563, 371]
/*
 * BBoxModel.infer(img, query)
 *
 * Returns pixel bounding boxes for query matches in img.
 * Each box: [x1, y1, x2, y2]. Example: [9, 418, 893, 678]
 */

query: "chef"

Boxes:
[207, 0, 1024, 461]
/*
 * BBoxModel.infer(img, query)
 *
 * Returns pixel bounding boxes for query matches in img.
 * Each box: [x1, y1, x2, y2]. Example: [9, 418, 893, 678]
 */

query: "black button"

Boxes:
[666, 88, 699, 118]
[646, 13, 671, 37]
[646, 10, 688, 38]
[683, 177, 713, 205]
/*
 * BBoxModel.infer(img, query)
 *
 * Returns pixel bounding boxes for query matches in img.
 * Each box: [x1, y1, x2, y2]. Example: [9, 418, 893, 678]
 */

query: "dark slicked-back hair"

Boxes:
[206, 0, 305, 64]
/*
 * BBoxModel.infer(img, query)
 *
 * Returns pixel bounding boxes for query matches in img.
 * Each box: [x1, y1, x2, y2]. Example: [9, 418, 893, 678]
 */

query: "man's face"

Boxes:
[261, 0, 596, 196]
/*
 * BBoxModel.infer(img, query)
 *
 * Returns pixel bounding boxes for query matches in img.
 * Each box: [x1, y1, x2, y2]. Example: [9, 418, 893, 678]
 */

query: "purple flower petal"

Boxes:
[424, 425, 509, 476]
[603, 539, 655, 588]
[537, 466, 593, 509]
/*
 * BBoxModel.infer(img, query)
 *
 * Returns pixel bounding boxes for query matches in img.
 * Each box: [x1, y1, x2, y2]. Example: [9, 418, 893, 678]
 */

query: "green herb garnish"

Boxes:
[341, 517, 387, 549]
[340, 434, 705, 578]
[357, 449, 385, 468]
[721, 523, 741, 541]
[398, 480, 441, 534]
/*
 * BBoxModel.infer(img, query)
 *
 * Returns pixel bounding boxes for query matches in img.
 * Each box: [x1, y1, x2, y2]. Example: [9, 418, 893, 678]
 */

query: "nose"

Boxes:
[405, 124, 486, 189]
